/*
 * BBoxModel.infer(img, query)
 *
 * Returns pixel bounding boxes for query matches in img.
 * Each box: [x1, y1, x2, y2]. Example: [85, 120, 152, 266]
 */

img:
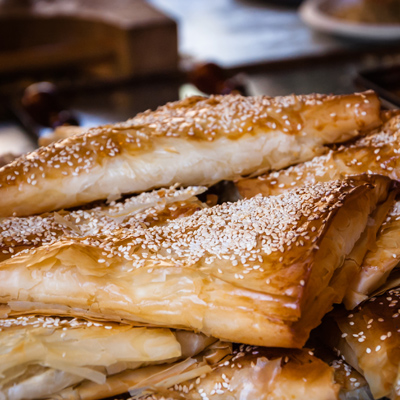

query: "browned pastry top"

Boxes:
[333, 287, 400, 399]
[237, 114, 400, 198]
[141, 345, 339, 400]
[4, 176, 379, 299]
[0, 186, 204, 263]
[128, 92, 374, 140]
[0, 92, 378, 191]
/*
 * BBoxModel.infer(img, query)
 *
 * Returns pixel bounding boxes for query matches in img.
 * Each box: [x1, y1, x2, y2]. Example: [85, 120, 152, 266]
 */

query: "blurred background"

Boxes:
[1, 0, 400, 162]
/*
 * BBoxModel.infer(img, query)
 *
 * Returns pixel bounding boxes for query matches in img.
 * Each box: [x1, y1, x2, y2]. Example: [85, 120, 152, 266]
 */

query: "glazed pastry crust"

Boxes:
[327, 287, 400, 400]
[142, 346, 340, 400]
[0, 186, 206, 264]
[237, 114, 400, 199]
[0, 92, 381, 217]
[0, 176, 393, 348]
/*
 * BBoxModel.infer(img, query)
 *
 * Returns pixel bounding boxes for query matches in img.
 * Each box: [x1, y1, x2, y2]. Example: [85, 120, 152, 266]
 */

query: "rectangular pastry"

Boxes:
[1, 319, 368, 400]
[50, 343, 347, 400]
[0, 92, 380, 217]
[134, 345, 341, 400]
[53, 346, 371, 400]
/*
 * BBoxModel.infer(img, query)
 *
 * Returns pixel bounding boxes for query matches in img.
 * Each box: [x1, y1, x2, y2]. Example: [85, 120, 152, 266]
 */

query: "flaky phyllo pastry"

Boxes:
[0, 315, 217, 400]
[324, 287, 400, 400]
[53, 340, 231, 400]
[344, 200, 400, 309]
[0, 175, 395, 348]
[236, 113, 400, 199]
[105, 345, 370, 400]
[137, 345, 341, 400]
[0, 185, 206, 263]
[0, 314, 367, 400]
[0, 92, 380, 217]
[0, 328, 352, 400]
[234, 113, 400, 311]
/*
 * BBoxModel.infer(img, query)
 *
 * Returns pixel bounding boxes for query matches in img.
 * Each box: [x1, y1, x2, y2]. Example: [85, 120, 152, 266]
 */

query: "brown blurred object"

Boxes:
[21, 82, 79, 128]
[188, 63, 226, 94]
[0, 0, 178, 79]
[188, 62, 248, 96]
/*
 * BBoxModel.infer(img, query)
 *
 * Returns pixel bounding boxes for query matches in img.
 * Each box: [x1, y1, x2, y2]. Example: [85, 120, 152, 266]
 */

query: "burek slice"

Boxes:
[0, 175, 394, 348]
[0, 92, 380, 217]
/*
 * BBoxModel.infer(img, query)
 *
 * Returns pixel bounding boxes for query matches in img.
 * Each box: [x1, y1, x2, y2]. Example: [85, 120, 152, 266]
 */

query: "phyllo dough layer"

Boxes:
[345, 200, 400, 309]
[48, 344, 367, 400]
[137, 345, 340, 400]
[50, 340, 230, 400]
[0, 92, 380, 217]
[0, 185, 206, 263]
[325, 287, 400, 400]
[0, 175, 394, 348]
[237, 114, 400, 199]
[0, 315, 215, 400]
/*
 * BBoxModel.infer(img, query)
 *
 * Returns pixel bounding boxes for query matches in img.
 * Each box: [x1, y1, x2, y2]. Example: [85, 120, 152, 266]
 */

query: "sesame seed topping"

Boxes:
[0, 185, 206, 261]
[336, 286, 400, 380]
[1, 93, 356, 193]
[0, 315, 105, 330]
[23, 179, 363, 294]
[241, 114, 400, 197]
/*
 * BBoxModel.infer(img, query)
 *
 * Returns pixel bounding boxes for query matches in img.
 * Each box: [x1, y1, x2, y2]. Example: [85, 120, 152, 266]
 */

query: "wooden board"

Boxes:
[0, 0, 178, 78]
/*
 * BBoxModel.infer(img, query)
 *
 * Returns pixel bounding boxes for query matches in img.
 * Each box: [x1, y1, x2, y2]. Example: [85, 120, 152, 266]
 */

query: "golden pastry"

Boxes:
[324, 287, 400, 400]
[345, 200, 400, 309]
[0, 176, 394, 348]
[0, 92, 380, 217]
[0, 186, 206, 263]
[137, 346, 340, 400]
[0, 315, 215, 400]
[53, 340, 230, 400]
[236, 114, 400, 199]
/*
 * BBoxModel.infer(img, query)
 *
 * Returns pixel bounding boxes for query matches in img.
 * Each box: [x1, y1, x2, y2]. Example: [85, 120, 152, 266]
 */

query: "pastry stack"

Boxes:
[0, 91, 399, 400]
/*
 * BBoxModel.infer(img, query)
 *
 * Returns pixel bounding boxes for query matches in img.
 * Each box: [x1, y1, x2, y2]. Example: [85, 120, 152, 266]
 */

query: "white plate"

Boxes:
[299, 0, 400, 41]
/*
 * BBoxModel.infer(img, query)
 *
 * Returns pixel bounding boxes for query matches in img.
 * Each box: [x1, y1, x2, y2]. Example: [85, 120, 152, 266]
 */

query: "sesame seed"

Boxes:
[246, 114, 400, 196]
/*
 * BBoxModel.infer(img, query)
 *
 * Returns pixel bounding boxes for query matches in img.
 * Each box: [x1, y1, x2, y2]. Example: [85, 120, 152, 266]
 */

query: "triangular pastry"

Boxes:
[0, 176, 394, 348]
